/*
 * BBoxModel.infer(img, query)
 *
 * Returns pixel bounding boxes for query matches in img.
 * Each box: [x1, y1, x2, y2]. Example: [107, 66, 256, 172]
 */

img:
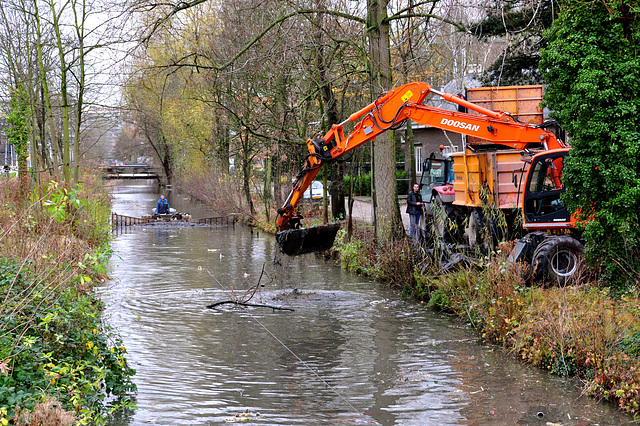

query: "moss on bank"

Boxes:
[0, 176, 136, 425]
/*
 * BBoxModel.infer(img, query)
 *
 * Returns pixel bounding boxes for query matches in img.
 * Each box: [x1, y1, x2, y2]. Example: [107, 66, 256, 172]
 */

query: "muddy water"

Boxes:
[102, 182, 630, 425]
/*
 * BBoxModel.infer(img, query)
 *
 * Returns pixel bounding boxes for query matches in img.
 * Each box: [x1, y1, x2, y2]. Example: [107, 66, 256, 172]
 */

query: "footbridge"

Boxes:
[100, 164, 160, 179]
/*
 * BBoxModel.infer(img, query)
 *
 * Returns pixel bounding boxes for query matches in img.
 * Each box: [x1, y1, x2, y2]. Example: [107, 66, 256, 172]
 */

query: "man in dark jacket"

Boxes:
[406, 183, 423, 243]
[157, 195, 170, 214]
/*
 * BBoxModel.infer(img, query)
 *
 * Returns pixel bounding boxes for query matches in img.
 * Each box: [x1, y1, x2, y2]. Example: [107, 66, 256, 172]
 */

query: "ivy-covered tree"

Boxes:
[6, 86, 31, 184]
[540, 0, 640, 290]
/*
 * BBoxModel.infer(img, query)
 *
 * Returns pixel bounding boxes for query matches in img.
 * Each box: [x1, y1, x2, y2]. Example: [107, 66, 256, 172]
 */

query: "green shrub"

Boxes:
[343, 171, 409, 196]
[427, 288, 451, 310]
[0, 258, 136, 422]
[396, 170, 408, 195]
[344, 173, 371, 196]
[540, 0, 640, 291]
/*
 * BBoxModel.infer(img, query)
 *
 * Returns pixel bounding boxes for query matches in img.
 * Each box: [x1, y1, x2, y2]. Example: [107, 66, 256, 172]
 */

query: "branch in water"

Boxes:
[206, 300, 294, 311]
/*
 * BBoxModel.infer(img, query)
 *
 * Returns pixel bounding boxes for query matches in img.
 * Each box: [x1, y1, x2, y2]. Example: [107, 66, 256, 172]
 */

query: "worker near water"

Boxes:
[157, 194, 170, 214]
[406, 183, 423, 243]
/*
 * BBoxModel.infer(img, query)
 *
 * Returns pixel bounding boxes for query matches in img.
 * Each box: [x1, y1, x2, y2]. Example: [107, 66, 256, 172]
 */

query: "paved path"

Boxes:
[346, 196, 411, 231]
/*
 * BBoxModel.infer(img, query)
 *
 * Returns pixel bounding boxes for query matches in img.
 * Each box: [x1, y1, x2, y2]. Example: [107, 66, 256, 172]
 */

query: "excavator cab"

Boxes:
[523, 149, 572, 227]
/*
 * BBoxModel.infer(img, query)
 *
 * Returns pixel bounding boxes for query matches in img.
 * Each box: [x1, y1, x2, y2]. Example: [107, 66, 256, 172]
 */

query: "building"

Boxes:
[407, 74, 482, 176]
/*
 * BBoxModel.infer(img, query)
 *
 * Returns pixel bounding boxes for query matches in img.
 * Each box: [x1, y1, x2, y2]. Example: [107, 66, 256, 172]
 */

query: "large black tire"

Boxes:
[432, 194, 462, 243]
[532, 235, 583, 286]
[465, 209, 501, 253]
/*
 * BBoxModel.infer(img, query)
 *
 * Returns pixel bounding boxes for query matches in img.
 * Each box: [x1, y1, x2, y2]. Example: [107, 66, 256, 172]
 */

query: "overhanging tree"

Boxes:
[471, 0, 559, 86]
[540, 0, 640, 289]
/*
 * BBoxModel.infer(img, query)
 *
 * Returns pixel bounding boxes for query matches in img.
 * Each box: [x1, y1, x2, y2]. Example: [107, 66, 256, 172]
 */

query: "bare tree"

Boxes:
[123, 0, 482, 248]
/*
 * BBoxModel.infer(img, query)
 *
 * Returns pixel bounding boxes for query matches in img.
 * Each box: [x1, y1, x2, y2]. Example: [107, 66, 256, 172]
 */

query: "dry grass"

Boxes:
[427, 249, 640, 415]
[0, 178, 104, 293]
[13, 398, 75, 426]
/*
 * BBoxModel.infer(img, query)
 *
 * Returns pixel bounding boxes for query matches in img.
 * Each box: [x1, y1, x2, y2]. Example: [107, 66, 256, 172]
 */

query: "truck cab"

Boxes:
[419, 153, 454, 204]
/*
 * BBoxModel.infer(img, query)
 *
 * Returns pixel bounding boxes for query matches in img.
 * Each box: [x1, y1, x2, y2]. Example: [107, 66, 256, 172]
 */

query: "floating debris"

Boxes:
[224, 410, 261, 423]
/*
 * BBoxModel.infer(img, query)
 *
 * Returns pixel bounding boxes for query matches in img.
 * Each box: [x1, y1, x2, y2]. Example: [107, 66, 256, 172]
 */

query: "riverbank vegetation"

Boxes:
[331, 224, 640, 416]
[0, 176, 136, 425]
[1, 0, 639, 421]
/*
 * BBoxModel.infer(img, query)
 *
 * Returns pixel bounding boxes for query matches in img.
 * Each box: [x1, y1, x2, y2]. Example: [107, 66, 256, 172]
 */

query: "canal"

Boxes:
[101, 181, 630, 425]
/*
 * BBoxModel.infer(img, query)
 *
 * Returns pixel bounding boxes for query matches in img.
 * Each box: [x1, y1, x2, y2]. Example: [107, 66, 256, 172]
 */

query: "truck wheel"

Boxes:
[465, 209, 499, 252]
[432, 194, 457, 242]
[532, 235, 583, 286]
[465, 209, 483, 248]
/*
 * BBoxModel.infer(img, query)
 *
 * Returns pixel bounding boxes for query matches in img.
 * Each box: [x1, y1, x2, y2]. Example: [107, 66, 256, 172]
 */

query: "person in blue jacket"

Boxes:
[157, 195, 170, 214]
[406, 183, 423, 243]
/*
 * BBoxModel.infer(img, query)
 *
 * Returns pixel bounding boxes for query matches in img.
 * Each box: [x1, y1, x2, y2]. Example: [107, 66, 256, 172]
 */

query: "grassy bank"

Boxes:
[0, 176, 136, 425]
[333, 227, 640, 417]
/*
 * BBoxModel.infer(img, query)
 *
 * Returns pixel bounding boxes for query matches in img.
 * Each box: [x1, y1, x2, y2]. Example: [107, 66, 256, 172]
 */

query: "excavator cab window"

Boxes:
[524, 151, 570, 224]
[420, 156, 452, 202]
[528, 157, 564, 194]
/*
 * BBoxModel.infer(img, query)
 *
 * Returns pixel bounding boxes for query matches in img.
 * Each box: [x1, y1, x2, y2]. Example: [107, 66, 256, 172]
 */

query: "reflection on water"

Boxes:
[102, 182, 630, 425]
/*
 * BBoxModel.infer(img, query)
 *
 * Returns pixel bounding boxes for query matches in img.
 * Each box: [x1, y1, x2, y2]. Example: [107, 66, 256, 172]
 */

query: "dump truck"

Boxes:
[423, 85, 555, 247]
[276, 81, 582, 284]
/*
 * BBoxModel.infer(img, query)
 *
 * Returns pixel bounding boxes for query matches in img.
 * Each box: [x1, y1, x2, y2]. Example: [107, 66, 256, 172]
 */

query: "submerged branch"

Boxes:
[206, 300, 294, 311]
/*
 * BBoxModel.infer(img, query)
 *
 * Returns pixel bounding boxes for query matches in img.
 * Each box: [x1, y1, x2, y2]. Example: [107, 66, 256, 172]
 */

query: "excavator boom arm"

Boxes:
[276, 81, 565, 232]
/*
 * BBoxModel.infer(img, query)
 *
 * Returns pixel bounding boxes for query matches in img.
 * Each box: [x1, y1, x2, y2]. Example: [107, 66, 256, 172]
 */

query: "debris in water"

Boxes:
[224, 410, 261, 422]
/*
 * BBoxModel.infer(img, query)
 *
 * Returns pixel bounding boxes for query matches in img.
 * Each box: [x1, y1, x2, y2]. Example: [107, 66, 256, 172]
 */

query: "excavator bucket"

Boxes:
[276, 223, 341, 256]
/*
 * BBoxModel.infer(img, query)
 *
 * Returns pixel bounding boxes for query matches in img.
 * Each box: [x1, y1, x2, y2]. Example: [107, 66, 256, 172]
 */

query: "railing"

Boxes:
[111, 213, 153, 227]
[100, 165, 160, 180]
[111, 213, 238, 231]
[196, 216, 238, 226]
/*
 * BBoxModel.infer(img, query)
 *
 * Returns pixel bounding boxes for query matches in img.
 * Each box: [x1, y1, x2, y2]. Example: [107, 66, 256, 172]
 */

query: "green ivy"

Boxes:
[540, 0, 640, 290]
[0, 258, 136, 422]
[5, 85, 31, 176]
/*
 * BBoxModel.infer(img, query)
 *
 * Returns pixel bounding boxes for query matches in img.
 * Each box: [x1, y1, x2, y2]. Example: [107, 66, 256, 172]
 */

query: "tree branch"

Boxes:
[141, 6, 366, 71]
[206, 300, 295, 311]
[385, 13, 467, 32]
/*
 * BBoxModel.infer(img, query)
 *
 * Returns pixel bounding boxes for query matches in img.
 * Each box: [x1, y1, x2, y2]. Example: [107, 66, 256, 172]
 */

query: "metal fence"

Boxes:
[111, 213, 238, 230]
[196, 216, 238, 226]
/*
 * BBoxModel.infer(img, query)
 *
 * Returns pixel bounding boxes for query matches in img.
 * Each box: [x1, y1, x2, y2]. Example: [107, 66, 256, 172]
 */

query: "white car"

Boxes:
[304, 181, 324, 200]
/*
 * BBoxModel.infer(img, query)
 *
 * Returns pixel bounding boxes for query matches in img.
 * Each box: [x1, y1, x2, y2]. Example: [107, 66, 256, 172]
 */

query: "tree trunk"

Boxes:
[72, 0, 87, 183]
[263, 156, 272, 222]
[240, 130, 255, 216]
[272, 150, 282, 207]
[33, 0, 60, 176]
[331, 163, 346, 220]
[36, 85, 51, 174]
[162, 147, 173, 186]
[314, 3, 345, 221]
[49, 0, 72, 182]
[367, 0, 404, 244]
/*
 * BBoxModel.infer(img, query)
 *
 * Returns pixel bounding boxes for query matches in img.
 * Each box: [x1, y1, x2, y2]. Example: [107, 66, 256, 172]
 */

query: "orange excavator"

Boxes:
[276, 81, 582, 284]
